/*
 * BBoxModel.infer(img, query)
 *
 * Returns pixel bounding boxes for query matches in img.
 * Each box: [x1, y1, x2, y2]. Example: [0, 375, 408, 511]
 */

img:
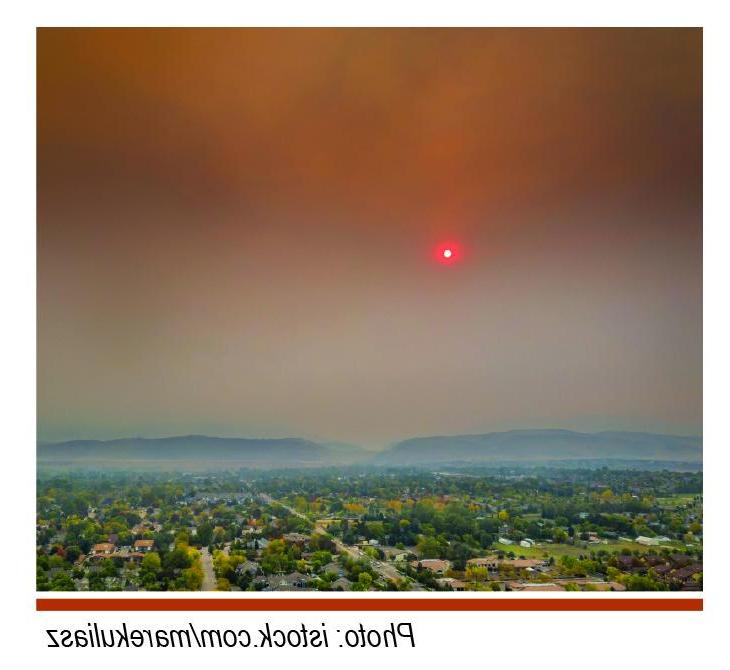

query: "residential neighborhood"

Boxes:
[37, 467, 702, 592]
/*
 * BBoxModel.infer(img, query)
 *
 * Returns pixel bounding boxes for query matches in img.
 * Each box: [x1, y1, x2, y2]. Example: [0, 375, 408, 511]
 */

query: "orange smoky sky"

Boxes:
[37, 28, 702, 446]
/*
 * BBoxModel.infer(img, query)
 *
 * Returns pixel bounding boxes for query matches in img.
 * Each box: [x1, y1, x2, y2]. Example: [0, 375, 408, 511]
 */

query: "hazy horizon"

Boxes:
[38, 29, 702, 447]
[38, 426, 703, 453]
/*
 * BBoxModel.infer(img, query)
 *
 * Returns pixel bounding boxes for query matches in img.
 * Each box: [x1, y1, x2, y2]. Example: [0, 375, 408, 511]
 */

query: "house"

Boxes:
[672, 564, 703, 583]
[132, 522, 162, 535]
[467, 556, 499, 571]
[508, 582, 566, 592]
[670, 554, 694, 567]
[616, 555, 638, 570]
[91, 542, 115, 555]
[282, 532, 310, 546]
[415, 559, 451, 575]
[287, 571, 309, 587]
[436, 577, 467, 591]
[133, 539, 154, 552]
[266, 572, 309, 589]
[332, 577, 353, 591]
[501, 558, 545, 570]
[519, 538, 535, 548]
[380, 546, 412, 562]
[234, 561, 259, 577]
[321, 561, 345, 577]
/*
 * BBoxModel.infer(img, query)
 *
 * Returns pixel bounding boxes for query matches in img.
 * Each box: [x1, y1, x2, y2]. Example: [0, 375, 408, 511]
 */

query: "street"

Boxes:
[261, 493, 408, 586]
[199, 546, 216, 591]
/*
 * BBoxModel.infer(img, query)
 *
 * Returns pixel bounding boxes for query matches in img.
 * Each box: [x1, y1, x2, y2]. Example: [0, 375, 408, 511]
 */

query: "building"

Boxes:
[133, 539, 154, 552]
[467, 556, 499, 571]
[332, 577, 353, 591]
[321, 561, 345, 577]
[235, 561, 259, 577]
[501, 558, 545, 570]
[380, 546, 412, 562]
[415, 559, 451, 575]
[246, 537, 269, 550]
[436, 577, 467, 591]
[266, 572, 309, 589]
[91, 542, 115, 555]
[508, 582, 566, 592]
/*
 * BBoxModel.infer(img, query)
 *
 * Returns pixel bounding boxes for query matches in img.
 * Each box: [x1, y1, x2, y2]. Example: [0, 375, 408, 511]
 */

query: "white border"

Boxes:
[36, 589, 702, 600]
[3, 2, 728, 666]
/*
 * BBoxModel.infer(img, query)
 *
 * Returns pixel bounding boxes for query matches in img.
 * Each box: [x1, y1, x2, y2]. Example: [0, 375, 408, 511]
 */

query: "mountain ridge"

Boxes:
[376, 429, 702, 465]
[37, 429, 702, 469]
[37, 435, 329, 466]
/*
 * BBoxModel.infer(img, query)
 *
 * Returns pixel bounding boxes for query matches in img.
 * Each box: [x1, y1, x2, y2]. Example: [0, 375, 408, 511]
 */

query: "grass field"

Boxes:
[492, 539, 685, 559]
[655, 493, 700, 509]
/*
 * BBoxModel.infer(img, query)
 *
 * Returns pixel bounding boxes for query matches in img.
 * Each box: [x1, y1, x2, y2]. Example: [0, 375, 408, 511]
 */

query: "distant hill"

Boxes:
[37, 435, 332, 468]
[37, 429, 703, 470]
[374, 430, 702, 466]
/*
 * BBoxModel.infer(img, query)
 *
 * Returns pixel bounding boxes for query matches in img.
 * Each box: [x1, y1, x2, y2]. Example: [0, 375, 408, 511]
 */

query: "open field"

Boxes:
[493, 540, 688, 559]
[656, 493, 700, 509]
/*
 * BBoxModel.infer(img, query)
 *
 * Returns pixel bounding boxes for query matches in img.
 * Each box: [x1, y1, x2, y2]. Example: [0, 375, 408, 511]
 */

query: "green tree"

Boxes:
[358, 572, 373, 589]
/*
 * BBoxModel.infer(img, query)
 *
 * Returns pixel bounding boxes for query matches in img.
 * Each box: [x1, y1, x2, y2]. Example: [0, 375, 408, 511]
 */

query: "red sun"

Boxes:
[435, 242, 460, 264]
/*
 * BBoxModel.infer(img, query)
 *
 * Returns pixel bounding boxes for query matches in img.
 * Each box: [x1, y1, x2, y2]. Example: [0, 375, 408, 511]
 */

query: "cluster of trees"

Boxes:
[136, 540, 203, 591]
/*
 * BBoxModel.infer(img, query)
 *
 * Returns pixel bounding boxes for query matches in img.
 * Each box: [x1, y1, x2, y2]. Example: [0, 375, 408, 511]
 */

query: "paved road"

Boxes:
[260, 493, 407, 586]
[200, 546, 216, 591]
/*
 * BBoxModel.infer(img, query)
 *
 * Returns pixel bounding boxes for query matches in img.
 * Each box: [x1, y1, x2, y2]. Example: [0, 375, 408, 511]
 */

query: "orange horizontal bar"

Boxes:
[37, 597, 702, 612]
